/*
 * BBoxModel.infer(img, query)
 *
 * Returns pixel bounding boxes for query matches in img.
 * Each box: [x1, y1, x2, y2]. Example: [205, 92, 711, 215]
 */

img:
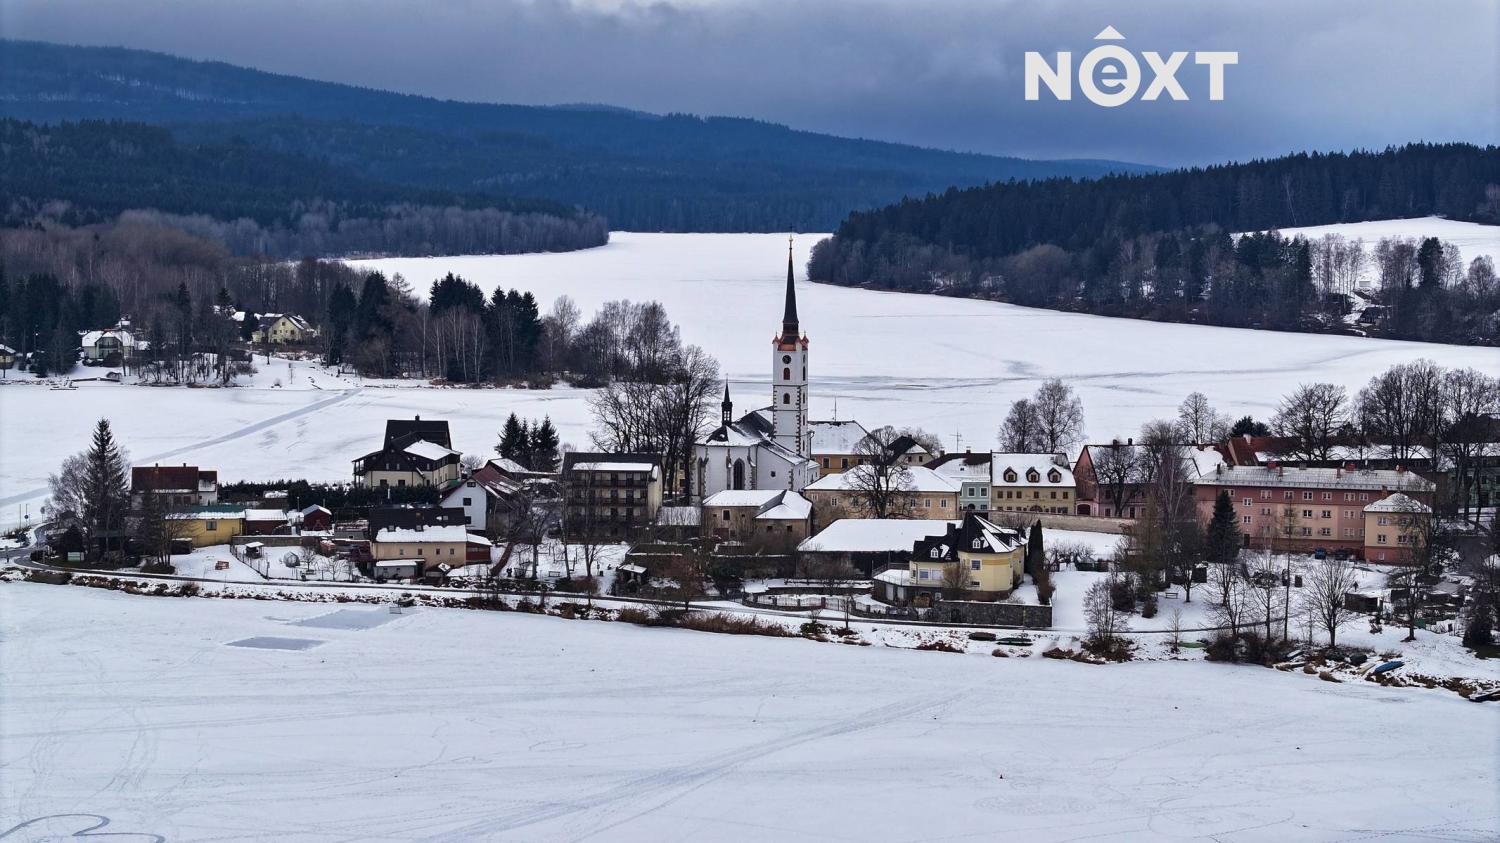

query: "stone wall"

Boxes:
[930, 599, 1052, 628]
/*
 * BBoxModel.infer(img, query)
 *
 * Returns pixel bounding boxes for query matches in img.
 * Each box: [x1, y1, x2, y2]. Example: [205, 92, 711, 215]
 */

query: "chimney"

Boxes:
[1127, 437, 1134, 446]
[415, 414, 421, 420]
[1215, 463, 1222, 476]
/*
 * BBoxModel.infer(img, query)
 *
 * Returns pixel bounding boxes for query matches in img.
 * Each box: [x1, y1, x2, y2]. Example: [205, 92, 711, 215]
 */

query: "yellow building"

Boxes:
[1362, 493, 1432, 564]
[873, 514, 1027, 605]
[168, 506, 247, 548]
[990, 453, 1076, 514]
[251, 314, 318, 345]
[805, 464, 959, 522]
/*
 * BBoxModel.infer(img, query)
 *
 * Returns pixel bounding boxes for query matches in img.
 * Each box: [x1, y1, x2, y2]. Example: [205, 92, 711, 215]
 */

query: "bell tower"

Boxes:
[771, 236, 810, 457]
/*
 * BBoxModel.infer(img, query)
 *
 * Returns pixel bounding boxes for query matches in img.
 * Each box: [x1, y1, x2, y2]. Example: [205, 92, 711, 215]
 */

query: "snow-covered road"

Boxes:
[2, 583, 1495, 842]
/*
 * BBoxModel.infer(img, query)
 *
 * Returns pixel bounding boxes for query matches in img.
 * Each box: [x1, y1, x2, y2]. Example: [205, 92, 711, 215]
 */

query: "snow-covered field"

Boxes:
[2, 230, 1496, 528]
[2, 582, 1496, 842]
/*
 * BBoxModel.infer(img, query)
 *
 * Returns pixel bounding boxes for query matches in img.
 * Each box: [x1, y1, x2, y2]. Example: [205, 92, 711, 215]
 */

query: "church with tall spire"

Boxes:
[692, 239, 819, 502]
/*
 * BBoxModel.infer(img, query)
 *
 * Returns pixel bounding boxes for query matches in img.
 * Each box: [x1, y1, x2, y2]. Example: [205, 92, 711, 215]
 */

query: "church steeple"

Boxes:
[721, 380, 733, 426]
[781, 235, 799, 342]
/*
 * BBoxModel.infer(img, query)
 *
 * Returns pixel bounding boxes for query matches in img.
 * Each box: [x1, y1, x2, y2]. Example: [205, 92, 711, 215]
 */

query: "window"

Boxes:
[1359, 493, 1369, 502]
[462, 497, 472, 506]
[929, 548, 940, 558]
[1261, 489, 1271, 499]
[924, 499, 932, 508]
[1050, 491, 1057, 499]
[1261, 507, 1272, 516]
[1004, 470, 1017, 483]
[1318, 528, 1331, 537]
[1303, 492, 1314, 501]
[840, 458, 849, 468]
[205, 520, 218, 531]
[1284, 491, 1294, 500]
[970, 579, 982, 588]
[821, 458, 829, 468]
[783, 367, 791, 380]
[1377, 516, 1389, 526]
[1062, 491, 1070, 499]
[940, 500, 949, 508]
[722, 510, 731, 522]
[1302, 509, 1313, 518]
[1026, 470, 1040, 483]
[782, 394, 790, 405]
[1242, 515, 1251, 524]
[1377, 533, 1388, 544]
[1344, 492, 1356, 502]
[917, 569, 933, 580]
[1242, 498, 1252, 507]
[971, 559, 981, 570]
[1301, 527, 1312, 536]
[972, 539, 983, 550]
[397, 479, 406, 488]
[1322, 492, 1333, 501]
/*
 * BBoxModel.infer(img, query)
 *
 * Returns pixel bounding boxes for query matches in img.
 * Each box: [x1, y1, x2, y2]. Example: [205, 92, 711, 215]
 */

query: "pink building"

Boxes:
[1193, 463, 1434, 555]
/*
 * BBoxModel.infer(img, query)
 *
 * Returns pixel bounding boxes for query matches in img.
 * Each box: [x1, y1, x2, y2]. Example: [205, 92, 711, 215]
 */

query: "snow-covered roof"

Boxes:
[806, 465, 959, 494]
[572, 461, 659, 474]
[242, 509, 289, 522]
[758, 492, 812, 521]
[703, 490, 785, 508]
[300, 504, 332, 516]
[404, 439, 458, 461]
[1364, 492, 1431, 514]
[1183, 446, 1227, 478]
[810, 419, 871, 453]
[799, 518, 958, 553]
[373, 526, 483, 544]
[80, 328, 137, 348]
[1196, 465, 1434, 492]
[990, 453, 1073, 486]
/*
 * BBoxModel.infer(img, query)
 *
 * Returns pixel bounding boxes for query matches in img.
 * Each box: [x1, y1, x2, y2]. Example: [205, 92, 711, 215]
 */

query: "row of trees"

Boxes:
[811, 144, 1500, 345]
[1270, 361, 1500, 517]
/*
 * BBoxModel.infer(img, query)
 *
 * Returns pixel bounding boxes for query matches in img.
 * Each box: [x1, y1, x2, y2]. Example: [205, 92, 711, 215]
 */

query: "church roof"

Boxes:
[781, 237, 799, 342]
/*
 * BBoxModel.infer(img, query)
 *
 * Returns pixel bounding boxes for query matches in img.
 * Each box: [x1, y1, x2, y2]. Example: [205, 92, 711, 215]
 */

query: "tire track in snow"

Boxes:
[0, 387, 363, 508]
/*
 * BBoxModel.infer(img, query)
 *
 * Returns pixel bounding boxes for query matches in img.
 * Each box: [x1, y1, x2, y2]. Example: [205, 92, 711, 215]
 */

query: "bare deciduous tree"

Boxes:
[997, 398, 1043, 452]
[1271, 382, 1349, 461]
[1301, 555, 1360, 648]
[1033, 379, 1085, 454]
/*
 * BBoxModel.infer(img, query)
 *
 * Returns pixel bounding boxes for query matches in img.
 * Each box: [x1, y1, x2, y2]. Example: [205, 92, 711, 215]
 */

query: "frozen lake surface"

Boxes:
[1, 229, 1496, 524]
[2, 583, 1495, 842]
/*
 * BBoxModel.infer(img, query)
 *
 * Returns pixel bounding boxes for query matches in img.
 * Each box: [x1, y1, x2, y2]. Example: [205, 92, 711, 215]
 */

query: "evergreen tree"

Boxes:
[528, 417, 561, 473]
[82, 418, 130, 558]
[497, 413, 527, 464]
[1025, 521, 1045, 580]
[1204, 490, 1241, 566]
[1229, 416, 1270, 437]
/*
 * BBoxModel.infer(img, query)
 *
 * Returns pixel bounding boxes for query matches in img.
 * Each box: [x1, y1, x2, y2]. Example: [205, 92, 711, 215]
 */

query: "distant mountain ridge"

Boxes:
[0, 39, 1159, 232]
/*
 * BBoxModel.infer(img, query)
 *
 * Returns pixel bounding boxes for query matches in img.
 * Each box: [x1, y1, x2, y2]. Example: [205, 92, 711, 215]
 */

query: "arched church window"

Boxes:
[783, 367, 790, 380]
[782, 393, 790, 405]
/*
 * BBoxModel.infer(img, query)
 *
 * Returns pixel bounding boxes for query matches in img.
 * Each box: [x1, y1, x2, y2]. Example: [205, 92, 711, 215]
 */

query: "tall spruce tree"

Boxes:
[497, 413, 527, 464]
[1204, 489, 1242, 567]
[82, 418, 130, 559]
[529, 417, 560, 473]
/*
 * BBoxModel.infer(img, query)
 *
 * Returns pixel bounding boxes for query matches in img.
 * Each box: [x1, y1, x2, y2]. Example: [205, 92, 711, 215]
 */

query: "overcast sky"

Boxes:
[4, 0, 1496, 166]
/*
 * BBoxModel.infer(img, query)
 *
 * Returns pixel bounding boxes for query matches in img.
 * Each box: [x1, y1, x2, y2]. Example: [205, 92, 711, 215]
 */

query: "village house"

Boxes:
[989, 453, 1076, 514]
[872, 513, 1027, 606]
[242, 508, 292, 535]
[167, 505, 246, 548]
[797, 518, 957, 577]
[1192, 463, 1436, 555]
[1073, 441, 1225, 518]
[810, 418, 872, 476]
[440, 462, 529, 536]
[926, 451, 993, 514]
[352, 416, 462, 490]
[131, 464, 220, 508]
[238, 312, 318, 345]
[701, 489, 813, 551]
[804, 464, 960, 522]
[562, 452, 663, 538]
[0, 343, 15, 375]
[368, 524, 491, 579]
[79, 325, 142, 364]
[1363, 492, 1434, 563]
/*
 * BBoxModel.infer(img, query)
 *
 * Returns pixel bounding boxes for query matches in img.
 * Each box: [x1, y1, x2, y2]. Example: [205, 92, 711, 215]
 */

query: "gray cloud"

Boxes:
[4, 0, 1496, 166]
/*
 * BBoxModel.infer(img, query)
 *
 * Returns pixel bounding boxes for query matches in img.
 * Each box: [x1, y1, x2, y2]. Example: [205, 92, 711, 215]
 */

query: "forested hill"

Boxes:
[0, 119, 608, 257]
[0, 40, 1156, 232]
[809, 144, 1500, 346]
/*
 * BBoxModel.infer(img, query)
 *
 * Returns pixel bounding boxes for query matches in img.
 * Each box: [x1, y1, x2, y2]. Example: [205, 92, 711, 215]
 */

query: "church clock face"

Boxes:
[782, 355, 791, 364]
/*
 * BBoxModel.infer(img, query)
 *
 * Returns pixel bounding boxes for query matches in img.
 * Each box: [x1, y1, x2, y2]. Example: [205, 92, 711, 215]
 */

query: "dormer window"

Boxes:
[1026, 469, 1040, 483]
[1004, 470, 1017, 483]
[929, 547, 940, 558]
[971, 538, 983, 549]
[1048, 469, 1061, 483]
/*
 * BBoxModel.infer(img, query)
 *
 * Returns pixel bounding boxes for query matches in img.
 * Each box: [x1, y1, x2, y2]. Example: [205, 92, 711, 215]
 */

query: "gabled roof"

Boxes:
[404, 439, 459, 462]
[1364, 492, 1432, 514]
[132, 465, 216, 493]
[799, 518, 959, 553]
[990, 453, 1073, 486]
[562, 452, 661, 473]
[912, 513, 1024, 560]
[1196, 464, 1435, 492]
[383, 417, 452, 450]
[810, 419, 871, 454]
[703, 489, 813, 521]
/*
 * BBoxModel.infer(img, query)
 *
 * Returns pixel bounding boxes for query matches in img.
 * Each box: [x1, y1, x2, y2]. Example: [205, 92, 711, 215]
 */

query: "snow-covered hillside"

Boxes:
[1258, 215, 1500, 288]
[1, 232, 1495, 528]
[2, 583, 1496, 842]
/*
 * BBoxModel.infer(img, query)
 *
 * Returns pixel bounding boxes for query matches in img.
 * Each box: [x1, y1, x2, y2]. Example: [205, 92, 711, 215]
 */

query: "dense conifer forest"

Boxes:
[809, 144, 1500, 345]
